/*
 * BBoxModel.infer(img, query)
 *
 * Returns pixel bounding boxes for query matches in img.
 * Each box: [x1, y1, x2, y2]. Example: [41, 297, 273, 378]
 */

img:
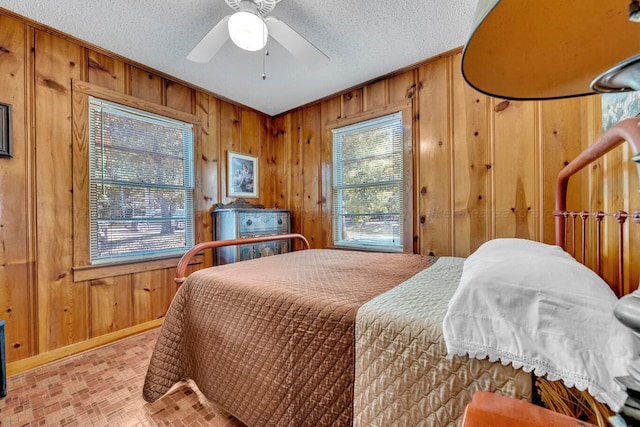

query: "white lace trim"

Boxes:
[447, 341, 628, 413]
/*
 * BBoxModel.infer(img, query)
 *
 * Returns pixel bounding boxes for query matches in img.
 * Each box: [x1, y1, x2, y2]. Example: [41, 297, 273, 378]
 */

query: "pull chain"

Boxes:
[262, 40, 269, 80]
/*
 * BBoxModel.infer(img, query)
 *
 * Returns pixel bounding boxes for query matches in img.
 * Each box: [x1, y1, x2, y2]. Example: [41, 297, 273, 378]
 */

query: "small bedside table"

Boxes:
[462, 391, 596, 427]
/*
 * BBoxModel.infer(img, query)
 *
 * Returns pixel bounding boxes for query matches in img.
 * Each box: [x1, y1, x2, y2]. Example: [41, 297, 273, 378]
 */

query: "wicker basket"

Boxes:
[536, 377, 614, 427]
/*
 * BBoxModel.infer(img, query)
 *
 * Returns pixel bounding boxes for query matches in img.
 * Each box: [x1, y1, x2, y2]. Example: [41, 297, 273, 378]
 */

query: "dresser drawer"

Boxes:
[238, 239, 290, 261]
[212, 208, 291, 265]
[238, 211, 289, 235]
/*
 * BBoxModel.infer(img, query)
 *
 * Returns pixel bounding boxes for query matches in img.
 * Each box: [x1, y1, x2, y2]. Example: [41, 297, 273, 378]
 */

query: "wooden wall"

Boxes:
[0, 12, 276, 370]
[1, 10, 638, 371]
[273, 54, 640, 295]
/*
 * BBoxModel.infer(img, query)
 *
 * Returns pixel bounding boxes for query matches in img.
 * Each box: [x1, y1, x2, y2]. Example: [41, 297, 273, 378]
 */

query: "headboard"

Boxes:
[554, 117, 640, 298]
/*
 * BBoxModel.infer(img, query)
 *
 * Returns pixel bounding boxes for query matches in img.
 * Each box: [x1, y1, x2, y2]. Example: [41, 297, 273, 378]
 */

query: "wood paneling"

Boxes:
[90, 276, 133, 337]
[165, 81, 193, 114]
[0, 16, 35, 362]
[417, 56, 453, 256]
[35, 31, 89, 352]
[2, 9, 637, 373]
[195, 92, 216, 261]
[388, 71, 416, 105]
[363, 79, 387, 111]
[273, 50, 637, 300]
[342, 89, 363, 118]
[493, 99, 537, 240]
[88, 52, 127, 93]
[451, 54, 491, 257]
[319, 97, 341, 248]
[539, 98, 584, 249]
[0, 11, 277, 370]
[130, 67, 162, 104]
[286, 111, 304, 243]
[301, 105, 322, 247]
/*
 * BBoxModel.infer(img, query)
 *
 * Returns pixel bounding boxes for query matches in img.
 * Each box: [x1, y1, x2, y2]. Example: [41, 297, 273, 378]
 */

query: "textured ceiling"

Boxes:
[0, 0, 477, 116]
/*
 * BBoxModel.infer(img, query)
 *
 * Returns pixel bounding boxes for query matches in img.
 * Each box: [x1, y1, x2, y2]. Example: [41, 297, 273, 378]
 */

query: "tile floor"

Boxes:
[0, 328, 245, 426]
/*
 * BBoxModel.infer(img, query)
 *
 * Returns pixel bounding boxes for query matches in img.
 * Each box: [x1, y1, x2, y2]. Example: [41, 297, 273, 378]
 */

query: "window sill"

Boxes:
[326, 244, 410, 254]
[73, 254, 204, 282]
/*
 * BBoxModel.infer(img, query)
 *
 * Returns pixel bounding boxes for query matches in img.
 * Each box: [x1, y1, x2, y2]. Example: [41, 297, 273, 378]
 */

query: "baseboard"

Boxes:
[6, 318, 164, 377]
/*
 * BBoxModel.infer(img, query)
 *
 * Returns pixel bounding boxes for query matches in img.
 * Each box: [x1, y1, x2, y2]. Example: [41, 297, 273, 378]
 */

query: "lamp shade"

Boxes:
[461, 0, 640, 100]
[228, 9, 267, 51]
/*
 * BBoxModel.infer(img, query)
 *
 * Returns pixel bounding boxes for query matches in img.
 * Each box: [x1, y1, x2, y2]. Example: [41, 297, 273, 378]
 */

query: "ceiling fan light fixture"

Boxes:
[228, 9, 267, 51]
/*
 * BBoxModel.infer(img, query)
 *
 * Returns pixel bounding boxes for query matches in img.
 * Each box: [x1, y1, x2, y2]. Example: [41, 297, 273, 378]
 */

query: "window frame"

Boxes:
[71, 81, 201, 280]
[328, 106, 414, 253]
[88, 96, 195, 264]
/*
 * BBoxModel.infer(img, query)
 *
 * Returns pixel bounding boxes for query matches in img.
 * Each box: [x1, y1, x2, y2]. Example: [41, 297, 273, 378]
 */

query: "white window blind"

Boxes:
[332, 112, 404, 251]
[88, 96, 194, 264]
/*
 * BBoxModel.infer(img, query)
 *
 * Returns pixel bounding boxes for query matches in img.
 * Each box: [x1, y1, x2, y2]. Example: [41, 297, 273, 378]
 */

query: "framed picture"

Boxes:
[602, 91, 640, 133]
[227, 151, 258, 198]
[0, 103, 11, 158]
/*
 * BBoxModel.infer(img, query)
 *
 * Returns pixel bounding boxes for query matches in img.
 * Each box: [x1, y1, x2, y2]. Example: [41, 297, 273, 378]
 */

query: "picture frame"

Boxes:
[227, 150, 258, 198]
[0, 103, 11, 158]
[602, 91, 640, 133]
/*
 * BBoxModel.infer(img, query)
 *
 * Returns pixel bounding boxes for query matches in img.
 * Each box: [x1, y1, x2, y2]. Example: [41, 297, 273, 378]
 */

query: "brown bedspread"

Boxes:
[143, 249, 434, 427]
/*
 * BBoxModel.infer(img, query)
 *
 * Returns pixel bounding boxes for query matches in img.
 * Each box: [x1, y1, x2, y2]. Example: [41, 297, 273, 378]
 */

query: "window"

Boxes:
[332, 111, 409, 251]
[88, 97, 194, 264]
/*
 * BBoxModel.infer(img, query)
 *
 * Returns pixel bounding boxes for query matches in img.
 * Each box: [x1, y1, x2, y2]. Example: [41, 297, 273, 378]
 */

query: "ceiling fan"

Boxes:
[187, 0, 330, 70]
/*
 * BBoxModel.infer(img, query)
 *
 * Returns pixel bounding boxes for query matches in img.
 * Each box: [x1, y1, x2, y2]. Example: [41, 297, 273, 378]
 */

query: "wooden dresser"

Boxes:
[212, 208, 291, 265]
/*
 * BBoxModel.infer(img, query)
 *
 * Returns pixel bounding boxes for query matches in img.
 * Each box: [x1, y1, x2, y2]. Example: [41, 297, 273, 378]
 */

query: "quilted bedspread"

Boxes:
[143, 249, 435, 427]
[354, 257, 532, 426]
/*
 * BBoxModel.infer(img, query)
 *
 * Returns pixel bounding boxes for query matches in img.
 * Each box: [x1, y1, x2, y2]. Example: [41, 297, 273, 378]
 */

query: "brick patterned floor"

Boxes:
[0, 329, 245, 426]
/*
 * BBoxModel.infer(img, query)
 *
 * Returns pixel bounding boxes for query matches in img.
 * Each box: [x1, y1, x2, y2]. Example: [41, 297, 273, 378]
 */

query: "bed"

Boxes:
[142, 119, 640, 426]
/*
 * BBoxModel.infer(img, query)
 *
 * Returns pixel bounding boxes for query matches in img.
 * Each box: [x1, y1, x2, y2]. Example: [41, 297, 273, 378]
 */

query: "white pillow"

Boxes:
[442, 238, 638, 412]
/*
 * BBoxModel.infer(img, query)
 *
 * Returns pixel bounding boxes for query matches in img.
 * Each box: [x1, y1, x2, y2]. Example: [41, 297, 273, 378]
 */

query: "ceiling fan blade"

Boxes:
[265, 17, 329, 70]
[187, 16, 231, 63]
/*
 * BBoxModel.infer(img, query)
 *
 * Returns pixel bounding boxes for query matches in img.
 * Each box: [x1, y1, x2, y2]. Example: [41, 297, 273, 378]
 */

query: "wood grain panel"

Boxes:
[301, 104, 322, 247]
[261, 116, 277, 208]
[130, 66, 162, 104]
[258, 115, 272, 205]
[0, 16, 34, 362]
[165, 80, 193, 113]
[240, 109, 262, 205]
[319, 96, 341, 247]
[271, 115, 287, 209]
[87, 51, 127, 93]
[219, 102, 241, 202]
[34, 30, 90, 351]
[364, 79, 387, 111]
[342, 89, 363, 118]
[601, 142, 625, 291]
[285, 111, 304, 244]
[195, 92, 216, 259]
[388, 70, 416, 105]
[539, 98, 584, 247]
[578, 96, 603, 276]
[70, 84, 91, 270]
[492, 99, 537, 239]
[417, 57, 452, 256]
[90, 276, 133, 336]
[132, 270, 168, 323]
[451, 53, 490, 257]
[240, 109, 260, 156]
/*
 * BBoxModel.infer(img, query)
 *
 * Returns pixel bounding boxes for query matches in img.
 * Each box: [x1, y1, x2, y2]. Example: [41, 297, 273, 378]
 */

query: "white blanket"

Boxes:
[442, 238, 638, 412]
